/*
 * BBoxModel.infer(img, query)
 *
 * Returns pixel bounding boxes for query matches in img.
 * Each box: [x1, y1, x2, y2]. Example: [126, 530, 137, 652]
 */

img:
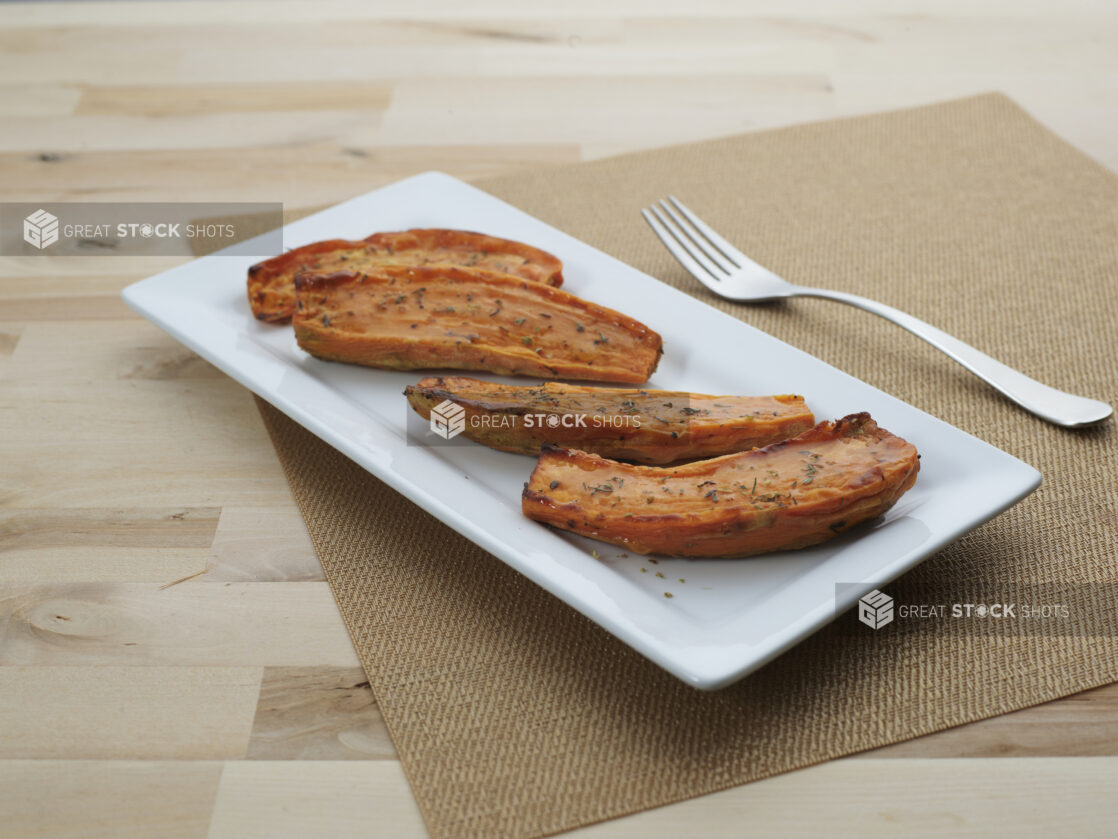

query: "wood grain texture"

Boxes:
[0, 0, 1115, 836]
[207, 506, 322, 582]
[75, 82, 394, 117]
[4, 321, 222, 381]
[0, 379, 291, 508]
[207, 760, 427, 839]
[862, 682, 1118, 758]
[0, 666, 261, 759]
[564, 758, 1118, 838]
[0, 760, 223, 839]
[0, 143, 579, 206]
[0, 583, 361, 667]
[0, 506, 218, 582]
[246, 667, 395, 760]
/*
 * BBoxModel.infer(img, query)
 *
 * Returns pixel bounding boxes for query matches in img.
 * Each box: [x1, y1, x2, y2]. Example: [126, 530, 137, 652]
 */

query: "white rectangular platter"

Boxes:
[122, 172, 1041, 689]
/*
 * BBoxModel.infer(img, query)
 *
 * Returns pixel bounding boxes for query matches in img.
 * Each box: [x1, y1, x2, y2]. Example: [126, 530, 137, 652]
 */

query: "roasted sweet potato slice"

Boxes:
[522, 413, 919, 557]
[293, 265, 662, 383]
[248, 229, 564, 322]
[404, 376, 814, 464]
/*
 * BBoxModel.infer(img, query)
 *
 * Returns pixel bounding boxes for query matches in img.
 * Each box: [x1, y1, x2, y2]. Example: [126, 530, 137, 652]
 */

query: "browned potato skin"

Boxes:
[248, 229, 564, 323]
[522, 413, 919, 557]
[405, 376, 815, 465]
[293, 265, 663, 384]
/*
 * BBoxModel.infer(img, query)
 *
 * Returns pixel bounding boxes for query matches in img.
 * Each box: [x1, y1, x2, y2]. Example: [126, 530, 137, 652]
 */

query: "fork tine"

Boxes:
[647, 204, 728, 281]
[641, 209, 724, 294]
[667, 195, 748, 268]
[657, 199, 737, 273]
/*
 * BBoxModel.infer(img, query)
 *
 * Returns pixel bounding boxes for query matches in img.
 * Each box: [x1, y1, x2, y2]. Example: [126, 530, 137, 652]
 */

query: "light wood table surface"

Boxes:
[2, 2, 1117, 837]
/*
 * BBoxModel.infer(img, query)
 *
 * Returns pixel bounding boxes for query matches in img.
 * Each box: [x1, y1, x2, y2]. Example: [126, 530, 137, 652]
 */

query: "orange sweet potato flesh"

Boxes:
[522, 413, 919, 557]
[248, 229, 564, 322]
[404, 376, 815, 465]
[293, 265, 663, 383]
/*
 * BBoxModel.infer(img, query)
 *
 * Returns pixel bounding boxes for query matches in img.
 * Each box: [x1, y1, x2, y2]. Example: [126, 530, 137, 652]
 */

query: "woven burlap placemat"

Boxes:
[253, 93, 1118, 839]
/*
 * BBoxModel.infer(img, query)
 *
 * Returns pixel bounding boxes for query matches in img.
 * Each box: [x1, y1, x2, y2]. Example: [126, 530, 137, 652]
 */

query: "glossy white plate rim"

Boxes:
[122, 171, 1042, 690]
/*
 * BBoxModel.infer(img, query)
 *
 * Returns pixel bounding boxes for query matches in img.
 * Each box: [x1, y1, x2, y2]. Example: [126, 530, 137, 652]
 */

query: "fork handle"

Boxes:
[796, 287, 1112, 427]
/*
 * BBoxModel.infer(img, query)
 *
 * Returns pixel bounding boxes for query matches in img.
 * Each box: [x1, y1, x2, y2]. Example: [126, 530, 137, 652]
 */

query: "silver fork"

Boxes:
[642, 196, 1112, 428]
